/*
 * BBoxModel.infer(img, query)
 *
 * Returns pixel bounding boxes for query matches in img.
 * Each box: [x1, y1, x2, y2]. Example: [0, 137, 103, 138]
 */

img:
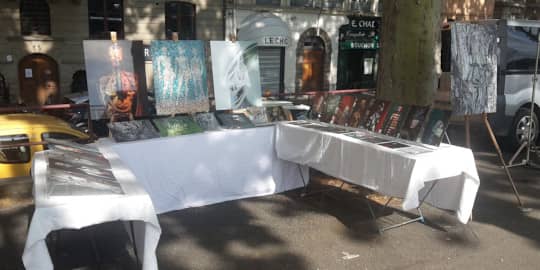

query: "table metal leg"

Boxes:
[368, 181, 437, 234]
[129, 221, 140, 268]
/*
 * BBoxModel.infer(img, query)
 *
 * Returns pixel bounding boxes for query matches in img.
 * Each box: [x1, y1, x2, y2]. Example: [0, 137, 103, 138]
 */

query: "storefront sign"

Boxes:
[261, 36, 289, 47]
[340, 41, 378, 50]
[349, 17, 379, 30]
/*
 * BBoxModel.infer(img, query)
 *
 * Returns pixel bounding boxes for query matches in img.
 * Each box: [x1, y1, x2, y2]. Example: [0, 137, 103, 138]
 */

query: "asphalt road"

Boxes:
[1, 119, 540, 270]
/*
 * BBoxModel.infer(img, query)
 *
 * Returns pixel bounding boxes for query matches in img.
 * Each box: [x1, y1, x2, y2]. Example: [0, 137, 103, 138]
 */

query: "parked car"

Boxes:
[488, 19, 540, 149]
[0, 113, 90, 179]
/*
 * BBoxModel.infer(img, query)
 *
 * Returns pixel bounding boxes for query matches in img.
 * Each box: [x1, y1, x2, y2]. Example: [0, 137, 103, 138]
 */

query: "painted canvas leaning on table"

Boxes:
[210, 41, 262, 110]
[451, 22, 498, 115]
[151, 40, 210, 115]
[83, 40, 149, 121]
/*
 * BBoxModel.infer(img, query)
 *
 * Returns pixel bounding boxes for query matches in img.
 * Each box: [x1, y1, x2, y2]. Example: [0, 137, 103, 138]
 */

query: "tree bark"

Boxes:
[376, 0, 441, 106]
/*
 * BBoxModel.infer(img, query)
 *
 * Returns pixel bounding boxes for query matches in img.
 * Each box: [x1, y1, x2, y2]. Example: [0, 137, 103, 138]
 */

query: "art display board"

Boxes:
[210, 41, 262, 110]
[451, 22, 498, 116]
[151, 40, 210, 115]
[83, 40, 148, 120]
[151, 116, 204, 137]
[108, 120, 160, 142]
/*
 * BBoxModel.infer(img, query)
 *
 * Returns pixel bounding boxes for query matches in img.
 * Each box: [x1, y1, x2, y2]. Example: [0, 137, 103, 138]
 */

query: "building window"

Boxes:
[258, 47, 285, 95]
[20, 0, 51, 36]
[165, 1, 196, 40]
[290, 0, 343, 9]
[88, 0, 124, 39]
[256, 0, 281, 6]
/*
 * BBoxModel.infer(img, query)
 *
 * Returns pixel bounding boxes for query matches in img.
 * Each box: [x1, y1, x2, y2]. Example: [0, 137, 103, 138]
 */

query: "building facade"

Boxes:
[225, 0, 381, 94]
[0, 0, 224, 105]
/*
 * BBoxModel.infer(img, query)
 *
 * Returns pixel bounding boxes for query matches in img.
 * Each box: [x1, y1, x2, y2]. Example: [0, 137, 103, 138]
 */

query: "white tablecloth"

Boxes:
[99, 125, 308, 214]
[23, 149, 161, 270]
[275, 123, 480, 223]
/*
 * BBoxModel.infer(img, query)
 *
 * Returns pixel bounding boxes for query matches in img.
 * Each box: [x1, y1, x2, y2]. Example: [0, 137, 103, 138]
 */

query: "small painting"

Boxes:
[418, 109, 452, 146]
[332, 95, 356, 126]
[152, 116, 204, 137]
[108, 120, 159, 142]
[151, 40, 210, 115]
[193, 113, 221, 131]
[398, 106, 430, 141]
[215, 113, 255, 129]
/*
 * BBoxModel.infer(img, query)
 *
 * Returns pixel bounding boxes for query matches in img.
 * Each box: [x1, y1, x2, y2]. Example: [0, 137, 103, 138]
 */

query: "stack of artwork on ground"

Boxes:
[83, 40, 148, 121]
[451, 22, 498, 116]
[210, 41, 262, 110]
[151, 41, 210, 115]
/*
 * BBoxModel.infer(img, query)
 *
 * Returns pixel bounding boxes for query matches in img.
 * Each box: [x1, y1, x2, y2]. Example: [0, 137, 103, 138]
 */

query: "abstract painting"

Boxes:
[322, 95, 342, 122]
[382, 104, 410, 137]
[193, 113, 221, 131]
[215, 113, 255, 129]
[451, 22, 498, 115]
[398, 106, 430, 141]
[83, 40, 148, 120]
[349, 96, 374, 128]
[210, 41, 262, 110]
[151, 41, 209, 115]
[152, 116, 204, 137]
[108, 120, 159, 142]
[310, 92, 327, 120]
[332, 95, 356, 126]
[418, 109, 452, 146]
[362, 100, 391, 132]
[246, 107, 270, 125]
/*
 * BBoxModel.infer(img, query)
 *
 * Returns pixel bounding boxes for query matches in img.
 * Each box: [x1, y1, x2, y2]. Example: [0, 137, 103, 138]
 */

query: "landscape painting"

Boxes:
[210, 41, 262, 110]
[151, 40, 209, 115]
[83, 40, 148, 120]
[152, 116, 204, 137]
[451, 22, 498, 115]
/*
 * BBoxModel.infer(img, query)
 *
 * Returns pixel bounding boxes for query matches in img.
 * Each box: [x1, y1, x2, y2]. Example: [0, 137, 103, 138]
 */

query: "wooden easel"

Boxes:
[464, 114, 527, 209]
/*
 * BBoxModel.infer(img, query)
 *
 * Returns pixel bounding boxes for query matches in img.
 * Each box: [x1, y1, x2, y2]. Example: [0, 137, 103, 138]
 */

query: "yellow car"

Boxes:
[0, 113, 90, 179]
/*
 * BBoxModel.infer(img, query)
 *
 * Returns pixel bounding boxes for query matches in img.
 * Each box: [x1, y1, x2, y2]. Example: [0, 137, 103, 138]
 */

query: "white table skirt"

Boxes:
[23, 150, 161, 270]
[99, 125, 308, 214]
[275, 122, 480, 224]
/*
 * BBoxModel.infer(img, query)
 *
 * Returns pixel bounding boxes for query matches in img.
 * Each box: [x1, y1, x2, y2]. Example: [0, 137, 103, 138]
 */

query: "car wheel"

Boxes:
[509, 107, 539, 150]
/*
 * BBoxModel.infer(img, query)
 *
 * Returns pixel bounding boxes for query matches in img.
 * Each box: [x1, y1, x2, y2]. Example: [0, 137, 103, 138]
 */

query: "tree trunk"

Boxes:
[376, 0, 441, 106]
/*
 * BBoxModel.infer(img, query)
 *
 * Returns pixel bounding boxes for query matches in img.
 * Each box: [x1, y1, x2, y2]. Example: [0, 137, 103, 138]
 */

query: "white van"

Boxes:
[487, 19, 540, 149]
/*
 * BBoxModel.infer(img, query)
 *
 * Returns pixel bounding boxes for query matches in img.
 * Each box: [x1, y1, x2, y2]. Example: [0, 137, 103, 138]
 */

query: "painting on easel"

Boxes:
[451, 22, 498, 116]
[83, 40, 149, 121]
[151, 40, 210, 115]
[210, 41, 262, 110]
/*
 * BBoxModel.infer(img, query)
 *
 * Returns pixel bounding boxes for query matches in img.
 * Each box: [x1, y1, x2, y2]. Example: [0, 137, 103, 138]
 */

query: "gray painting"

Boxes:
[451, 22, 498, 116]
[108, 120, 160, 142]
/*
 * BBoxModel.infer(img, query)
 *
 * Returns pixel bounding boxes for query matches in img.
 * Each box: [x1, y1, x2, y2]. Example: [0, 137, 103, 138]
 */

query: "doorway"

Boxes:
[301, 36, 325, 92]
[18, 53, 60, 106]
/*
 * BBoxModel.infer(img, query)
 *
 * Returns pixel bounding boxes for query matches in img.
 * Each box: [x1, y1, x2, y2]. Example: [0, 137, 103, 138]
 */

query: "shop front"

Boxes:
[337, 16, 381, 90]
[237, 12, 289, 96]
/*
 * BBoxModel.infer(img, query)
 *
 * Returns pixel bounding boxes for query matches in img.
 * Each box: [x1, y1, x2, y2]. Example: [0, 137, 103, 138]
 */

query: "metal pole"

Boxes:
[526, 35, 540, 162]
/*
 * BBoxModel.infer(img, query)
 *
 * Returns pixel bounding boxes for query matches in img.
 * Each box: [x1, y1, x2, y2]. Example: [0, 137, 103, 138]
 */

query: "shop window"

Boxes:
[88, 0, 124, 39]
[256, 0, 281, 6]
[0, 135, 30, 164]
[41, 133, 81, 150]
[259, 47, 285, 95]
[20, 0, 51, 36]
[165, 1, 196, 40]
